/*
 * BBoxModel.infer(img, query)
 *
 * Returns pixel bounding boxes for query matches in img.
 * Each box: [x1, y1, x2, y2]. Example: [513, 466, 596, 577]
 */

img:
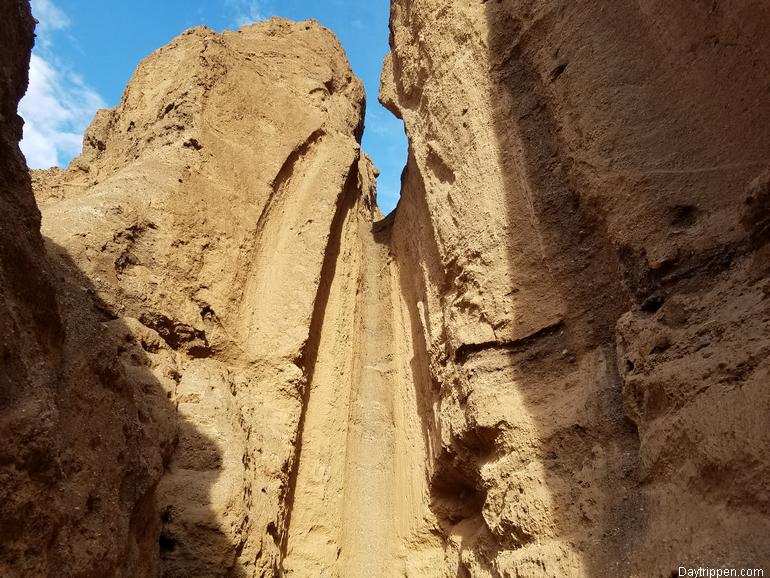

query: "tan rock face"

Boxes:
[32, 17, 383, 577]
[2, 0, 770, 576]
[383, 0, 770, 576]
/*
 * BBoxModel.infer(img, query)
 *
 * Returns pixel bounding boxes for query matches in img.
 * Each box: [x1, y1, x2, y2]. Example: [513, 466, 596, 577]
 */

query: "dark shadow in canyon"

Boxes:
[480, 3, 770, 575]
[43, 239, 244, 577]
[475, 2, 646, 575]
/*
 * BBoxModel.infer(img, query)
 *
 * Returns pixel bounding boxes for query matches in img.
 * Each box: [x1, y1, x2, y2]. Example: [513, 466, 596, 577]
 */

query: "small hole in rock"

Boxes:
[670, 205, 698, 228]
[159, 533, 176, 552]
[550, 61, 568, 81]
[641, 294, 665, 313]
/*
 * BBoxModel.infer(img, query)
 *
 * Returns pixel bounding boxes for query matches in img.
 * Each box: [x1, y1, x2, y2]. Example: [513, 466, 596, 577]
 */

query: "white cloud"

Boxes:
[19, 0, 106, 169]
[227, 0, 270, 27]
[30, 0, 70, 34]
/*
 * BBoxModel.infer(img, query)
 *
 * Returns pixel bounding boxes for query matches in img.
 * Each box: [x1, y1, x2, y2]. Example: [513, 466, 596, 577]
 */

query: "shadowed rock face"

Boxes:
[382, 0, 770, 576]
[2, 0, 769, 576]
[1, 2, 176, 577]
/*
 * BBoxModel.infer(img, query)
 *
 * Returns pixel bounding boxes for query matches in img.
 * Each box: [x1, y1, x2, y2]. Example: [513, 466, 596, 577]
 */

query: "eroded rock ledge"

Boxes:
[1, 0, 769, 577]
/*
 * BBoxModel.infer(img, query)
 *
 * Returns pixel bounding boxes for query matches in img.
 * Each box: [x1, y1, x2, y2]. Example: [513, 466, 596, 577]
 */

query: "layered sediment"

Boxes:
[1, 0, 769, 576]
[31, 17, 384, 577]
[382, 1, 770, 575]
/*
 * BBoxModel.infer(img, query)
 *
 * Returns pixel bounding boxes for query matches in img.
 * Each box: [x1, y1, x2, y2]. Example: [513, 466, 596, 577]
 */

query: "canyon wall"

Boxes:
[382, 0, 770, 576]
[1, 0, 769, 576]
[1, 1, 175, 576]
[31, 16, 385, 577]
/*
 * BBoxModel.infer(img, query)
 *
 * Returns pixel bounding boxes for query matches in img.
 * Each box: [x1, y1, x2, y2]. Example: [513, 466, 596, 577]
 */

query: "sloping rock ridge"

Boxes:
[1, 0, 769, 576]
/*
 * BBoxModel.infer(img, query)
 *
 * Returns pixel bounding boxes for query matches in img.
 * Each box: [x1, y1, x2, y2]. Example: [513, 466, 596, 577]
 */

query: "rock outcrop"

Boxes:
[382, 0, 770, 575]
[2, 0, 769, 576]
[32, 16, 382, 577]
[1, 1, 175, 576]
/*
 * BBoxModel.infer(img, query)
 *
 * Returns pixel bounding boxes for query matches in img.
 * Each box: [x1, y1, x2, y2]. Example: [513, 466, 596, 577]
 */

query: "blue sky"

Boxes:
[20, 0, 406, 213]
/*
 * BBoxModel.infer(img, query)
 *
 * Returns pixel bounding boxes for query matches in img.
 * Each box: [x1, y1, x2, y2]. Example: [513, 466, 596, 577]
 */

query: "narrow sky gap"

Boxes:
[20, 0, 407, 213]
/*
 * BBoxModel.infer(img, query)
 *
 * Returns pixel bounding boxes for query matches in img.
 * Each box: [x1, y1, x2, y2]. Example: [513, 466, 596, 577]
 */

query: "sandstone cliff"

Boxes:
[382, 0, 770, 576]
[1, 1, 175, 576]
[31, 16, 382, 577]
[2, 0, 769, 576]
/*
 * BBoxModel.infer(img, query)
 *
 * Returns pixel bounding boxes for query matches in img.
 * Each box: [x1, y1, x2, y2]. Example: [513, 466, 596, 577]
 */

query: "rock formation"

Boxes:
[382, 1, 770, 575]
[1, 1, 175, 576]
[1, 0, 769, 576]
[31, 16, 381, 577]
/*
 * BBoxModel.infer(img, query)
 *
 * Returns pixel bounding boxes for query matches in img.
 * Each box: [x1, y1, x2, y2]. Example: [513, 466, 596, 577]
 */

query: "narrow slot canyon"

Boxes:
[2, 1, 770, 577]
[281, 152, 441, 576]
[281, 155, 408, 576]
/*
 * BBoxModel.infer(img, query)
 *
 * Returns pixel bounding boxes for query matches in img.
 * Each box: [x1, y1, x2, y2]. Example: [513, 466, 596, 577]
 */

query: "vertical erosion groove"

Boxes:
[278, 152, 362, 565]
[279, 151, 442, 575]
[236, 129, 328, 348]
